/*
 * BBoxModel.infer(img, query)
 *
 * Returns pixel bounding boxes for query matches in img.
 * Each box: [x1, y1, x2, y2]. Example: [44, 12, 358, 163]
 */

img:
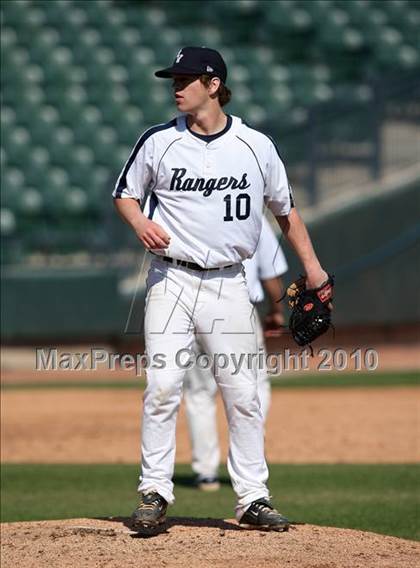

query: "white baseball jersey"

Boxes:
[243, 216, 288, 303]
[113, 115, 293, 268]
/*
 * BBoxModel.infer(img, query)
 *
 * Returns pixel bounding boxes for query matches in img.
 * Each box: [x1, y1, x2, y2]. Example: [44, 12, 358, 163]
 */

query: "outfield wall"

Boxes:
[2, 180, 419, 342]
[282, 178, 420, 326]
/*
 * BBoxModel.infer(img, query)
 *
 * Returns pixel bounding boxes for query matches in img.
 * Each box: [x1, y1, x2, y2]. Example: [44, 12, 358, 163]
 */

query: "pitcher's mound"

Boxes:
[1, 517, 418, 568]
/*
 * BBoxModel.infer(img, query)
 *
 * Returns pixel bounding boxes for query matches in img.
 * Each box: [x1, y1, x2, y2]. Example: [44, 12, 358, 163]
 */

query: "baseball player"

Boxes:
[184, 216, 288, 491]
[113, 46, 329, 533]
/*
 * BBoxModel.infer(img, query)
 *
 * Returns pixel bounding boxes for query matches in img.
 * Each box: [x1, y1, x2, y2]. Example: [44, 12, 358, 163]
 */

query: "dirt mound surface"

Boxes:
[1, 517, 419, 568]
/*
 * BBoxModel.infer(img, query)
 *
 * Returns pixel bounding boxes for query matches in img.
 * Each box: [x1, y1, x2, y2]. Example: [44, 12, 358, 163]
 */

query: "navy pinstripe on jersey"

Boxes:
[242, 120, 294, 208]
[114, 119, 177, 198]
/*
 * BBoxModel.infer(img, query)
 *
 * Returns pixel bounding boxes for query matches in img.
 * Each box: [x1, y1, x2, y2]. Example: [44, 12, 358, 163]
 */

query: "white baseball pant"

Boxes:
[138, 257, 270, 518]
[183, 313, 270, 480]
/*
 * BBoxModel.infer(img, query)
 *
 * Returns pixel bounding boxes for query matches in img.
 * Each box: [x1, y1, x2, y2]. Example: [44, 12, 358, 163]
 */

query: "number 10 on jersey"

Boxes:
[223, 193, 251, 221]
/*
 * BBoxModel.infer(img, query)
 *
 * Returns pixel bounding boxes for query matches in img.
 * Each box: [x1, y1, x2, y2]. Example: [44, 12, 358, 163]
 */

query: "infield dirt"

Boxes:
[2, 387, 419, 463]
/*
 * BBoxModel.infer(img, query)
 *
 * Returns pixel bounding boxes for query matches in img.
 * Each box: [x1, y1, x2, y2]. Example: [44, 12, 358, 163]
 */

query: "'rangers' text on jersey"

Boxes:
[113, 115, 293, 268]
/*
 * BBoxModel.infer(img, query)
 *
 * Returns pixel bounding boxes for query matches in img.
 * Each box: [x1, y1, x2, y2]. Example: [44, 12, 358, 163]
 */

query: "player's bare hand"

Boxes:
[306, 269, 328, 290]
[264, 311, 286, 337]
[306, 269, 333, 310]
[137, 218, 170, 250]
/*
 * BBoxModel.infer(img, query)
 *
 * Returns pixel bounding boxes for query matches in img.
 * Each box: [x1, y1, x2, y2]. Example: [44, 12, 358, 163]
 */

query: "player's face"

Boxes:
[172, 75, 211, 113]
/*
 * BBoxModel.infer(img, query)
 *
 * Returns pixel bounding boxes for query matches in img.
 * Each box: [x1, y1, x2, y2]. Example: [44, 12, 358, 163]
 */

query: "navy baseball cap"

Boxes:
[155, 46, 227, 83]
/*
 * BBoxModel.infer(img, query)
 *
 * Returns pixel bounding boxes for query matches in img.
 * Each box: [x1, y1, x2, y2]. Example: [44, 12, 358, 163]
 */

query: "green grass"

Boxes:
[1, 464, 419, 541]
[2, 370, 419, 390]
[270, 370, 420, 389]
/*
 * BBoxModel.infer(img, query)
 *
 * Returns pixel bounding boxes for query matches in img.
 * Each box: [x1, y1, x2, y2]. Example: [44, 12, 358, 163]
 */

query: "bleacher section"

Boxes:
[1, 0, 420, 259]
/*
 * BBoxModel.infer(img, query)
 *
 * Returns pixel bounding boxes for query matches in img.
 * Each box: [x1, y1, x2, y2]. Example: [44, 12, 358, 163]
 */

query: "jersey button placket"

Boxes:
[204, 145, 211, 177]
[207, 143, 216, 173]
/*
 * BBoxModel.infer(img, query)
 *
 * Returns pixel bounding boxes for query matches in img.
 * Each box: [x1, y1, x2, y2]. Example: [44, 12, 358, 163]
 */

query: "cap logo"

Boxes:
[175, 49, 184, 64]
[206, 65, 214, 72]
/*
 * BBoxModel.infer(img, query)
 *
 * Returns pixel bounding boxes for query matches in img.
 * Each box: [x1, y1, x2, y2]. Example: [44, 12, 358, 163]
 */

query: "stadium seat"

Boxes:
[71, 106, 103, 146]
[0, 208, 17, 237]
[25, 147, 51, 187]
[27, 105, 59, 143]
[2, 0, 419, 258]
[92, 125, 119, 165]
[4, 126, 31, 164]
[18, 188, 44, 217]
[88, 166, 112, 203]
[44, 126, 75, 166]
[1, 167, 26, 214]
[25, 27, 60, 62]
[64, 187, 89, 216]
[0, 106, 16, 138]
